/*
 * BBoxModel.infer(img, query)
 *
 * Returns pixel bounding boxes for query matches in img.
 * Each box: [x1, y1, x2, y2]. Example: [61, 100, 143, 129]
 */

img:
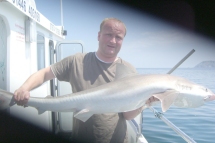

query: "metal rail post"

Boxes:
[149, 107, 196, 143]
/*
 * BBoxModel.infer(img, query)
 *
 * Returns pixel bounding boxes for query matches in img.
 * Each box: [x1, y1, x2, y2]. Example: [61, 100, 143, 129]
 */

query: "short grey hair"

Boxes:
[100, 18, 127, 36]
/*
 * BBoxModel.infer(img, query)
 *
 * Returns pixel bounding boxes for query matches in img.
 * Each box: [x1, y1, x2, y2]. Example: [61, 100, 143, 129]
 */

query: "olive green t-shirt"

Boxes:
[51, 52, 136, 143]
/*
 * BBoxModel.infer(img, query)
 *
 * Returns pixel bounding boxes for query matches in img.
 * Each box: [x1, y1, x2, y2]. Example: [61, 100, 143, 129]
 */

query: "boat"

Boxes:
[0, 0, 149, 142]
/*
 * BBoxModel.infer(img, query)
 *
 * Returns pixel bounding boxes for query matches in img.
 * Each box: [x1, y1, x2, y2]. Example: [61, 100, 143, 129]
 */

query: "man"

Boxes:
[14, 18, 154, 143]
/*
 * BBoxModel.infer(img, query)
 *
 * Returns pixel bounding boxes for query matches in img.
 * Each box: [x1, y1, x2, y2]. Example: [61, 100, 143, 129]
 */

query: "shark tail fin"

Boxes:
[0, 89, 15, 110]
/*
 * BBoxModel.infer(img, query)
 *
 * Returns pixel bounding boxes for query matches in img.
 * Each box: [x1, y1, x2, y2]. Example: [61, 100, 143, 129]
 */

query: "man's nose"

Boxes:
[110, 37, 116, 43]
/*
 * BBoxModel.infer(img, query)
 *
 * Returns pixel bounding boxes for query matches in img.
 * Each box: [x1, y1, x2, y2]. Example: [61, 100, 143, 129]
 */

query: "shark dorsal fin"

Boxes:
[115, 63, 138, 80]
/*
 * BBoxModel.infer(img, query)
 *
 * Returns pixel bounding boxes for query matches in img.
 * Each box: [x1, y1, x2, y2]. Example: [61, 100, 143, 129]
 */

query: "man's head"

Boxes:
[99, 18, 127, 36]
[97, 18, 126, 62]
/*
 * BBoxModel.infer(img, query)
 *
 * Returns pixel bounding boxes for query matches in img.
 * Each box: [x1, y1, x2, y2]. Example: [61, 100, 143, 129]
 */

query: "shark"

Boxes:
[0, 64, 215, 122]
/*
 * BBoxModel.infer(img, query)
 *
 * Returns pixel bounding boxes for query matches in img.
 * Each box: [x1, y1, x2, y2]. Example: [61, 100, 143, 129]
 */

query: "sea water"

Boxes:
[137, 68, 215, 143]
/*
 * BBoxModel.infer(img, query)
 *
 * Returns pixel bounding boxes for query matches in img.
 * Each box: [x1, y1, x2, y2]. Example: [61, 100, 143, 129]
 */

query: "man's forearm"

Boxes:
[123, 96, 159, 120]
[123, 106, 145, 120]
[20, 68, 51, 91]
[14, 66, 55, 105]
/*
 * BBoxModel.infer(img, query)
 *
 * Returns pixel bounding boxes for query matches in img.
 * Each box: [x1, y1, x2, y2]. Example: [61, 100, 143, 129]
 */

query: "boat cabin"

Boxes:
[0, 0, 146, 142]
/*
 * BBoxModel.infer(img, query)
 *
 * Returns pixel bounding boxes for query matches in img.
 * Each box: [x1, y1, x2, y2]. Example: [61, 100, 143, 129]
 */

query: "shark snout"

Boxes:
[204, 94, 215, 101]
[210, 94, 215, 101]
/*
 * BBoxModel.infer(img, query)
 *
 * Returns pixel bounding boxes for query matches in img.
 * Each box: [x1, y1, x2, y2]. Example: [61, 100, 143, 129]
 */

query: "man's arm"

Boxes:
[123, 106, 145, 120]
[123, 96, 159, 120]
[14, 66, 55, 105]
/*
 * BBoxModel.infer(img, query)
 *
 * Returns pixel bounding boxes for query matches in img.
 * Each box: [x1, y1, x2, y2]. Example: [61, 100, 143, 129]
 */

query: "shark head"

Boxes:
[153, 78, 215, 112]
[201, 87, 215, 101]
[173, 84, 215, 108]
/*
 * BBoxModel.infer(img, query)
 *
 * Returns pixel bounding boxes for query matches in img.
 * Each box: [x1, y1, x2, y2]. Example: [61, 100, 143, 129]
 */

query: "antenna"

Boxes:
[60, 0, 67, 35]
[60, 0, 63, 27]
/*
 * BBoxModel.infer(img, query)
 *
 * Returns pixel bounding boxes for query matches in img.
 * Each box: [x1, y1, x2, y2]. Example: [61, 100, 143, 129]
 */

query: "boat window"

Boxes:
[58, 43, 83, 58]
[37, 34, 45, 70]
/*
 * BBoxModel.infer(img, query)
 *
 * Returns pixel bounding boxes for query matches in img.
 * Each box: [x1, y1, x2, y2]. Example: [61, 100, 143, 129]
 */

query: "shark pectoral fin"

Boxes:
[74, 109, 93, 122]
[153, 90, 179, 112]
[36, 107, 46, 114]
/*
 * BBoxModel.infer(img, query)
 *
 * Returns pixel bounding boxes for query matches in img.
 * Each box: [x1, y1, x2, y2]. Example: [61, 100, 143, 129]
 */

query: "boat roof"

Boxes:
[4, 0, 64, 38]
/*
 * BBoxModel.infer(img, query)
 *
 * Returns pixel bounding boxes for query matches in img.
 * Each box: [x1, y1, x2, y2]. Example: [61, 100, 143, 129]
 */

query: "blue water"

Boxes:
[137, 68, 215, 143]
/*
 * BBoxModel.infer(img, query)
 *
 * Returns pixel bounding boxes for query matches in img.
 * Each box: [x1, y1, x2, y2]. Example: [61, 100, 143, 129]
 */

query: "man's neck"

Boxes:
[95, 52, 118, 63]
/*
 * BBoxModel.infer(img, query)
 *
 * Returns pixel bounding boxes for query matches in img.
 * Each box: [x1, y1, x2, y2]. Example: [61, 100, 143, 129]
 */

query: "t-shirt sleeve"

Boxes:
[50, 55, 74, 82]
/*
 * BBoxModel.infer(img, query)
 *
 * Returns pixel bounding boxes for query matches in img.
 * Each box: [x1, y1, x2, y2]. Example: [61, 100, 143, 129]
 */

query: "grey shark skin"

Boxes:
[0, 64, 215, 122]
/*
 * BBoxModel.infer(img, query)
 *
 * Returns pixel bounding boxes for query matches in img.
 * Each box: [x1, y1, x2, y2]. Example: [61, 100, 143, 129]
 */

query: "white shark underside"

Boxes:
[0, 64, 214, 122]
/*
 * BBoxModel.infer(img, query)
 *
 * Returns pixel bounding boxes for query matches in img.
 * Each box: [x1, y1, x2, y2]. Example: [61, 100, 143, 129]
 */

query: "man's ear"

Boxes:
[98, 31, 101, 41]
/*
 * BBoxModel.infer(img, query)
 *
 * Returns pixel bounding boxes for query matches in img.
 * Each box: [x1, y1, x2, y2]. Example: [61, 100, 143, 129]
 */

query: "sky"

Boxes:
[35, 0, 215, 68]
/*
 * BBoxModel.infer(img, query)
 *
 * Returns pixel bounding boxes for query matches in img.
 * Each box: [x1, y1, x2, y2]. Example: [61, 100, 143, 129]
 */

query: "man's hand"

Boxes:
[123, 96, 160, 120]
[14, 88, 30, 106]
[145, 96, 159, 106]
[13, 66, 55, 106]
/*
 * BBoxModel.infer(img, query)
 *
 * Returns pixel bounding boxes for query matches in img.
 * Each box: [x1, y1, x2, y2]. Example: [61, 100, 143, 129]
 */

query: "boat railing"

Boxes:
[129, 119, 141, 141]
[149, 107, 196, 143]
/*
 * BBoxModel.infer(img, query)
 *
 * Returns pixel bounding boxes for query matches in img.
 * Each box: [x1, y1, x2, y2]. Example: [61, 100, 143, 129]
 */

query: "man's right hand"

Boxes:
[12, 66, 55, 106]
[14, 88, 30, 106]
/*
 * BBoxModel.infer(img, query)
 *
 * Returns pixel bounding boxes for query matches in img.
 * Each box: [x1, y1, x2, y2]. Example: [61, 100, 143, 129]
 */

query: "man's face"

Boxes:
[98, 20, 126, 58]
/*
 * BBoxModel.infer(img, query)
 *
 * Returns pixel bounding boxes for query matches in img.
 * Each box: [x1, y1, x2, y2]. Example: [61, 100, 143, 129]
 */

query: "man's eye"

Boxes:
[117, 37, 122, 40]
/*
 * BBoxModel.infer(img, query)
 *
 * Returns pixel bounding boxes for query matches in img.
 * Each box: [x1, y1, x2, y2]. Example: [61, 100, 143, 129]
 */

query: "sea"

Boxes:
[136, 68, 215, 143]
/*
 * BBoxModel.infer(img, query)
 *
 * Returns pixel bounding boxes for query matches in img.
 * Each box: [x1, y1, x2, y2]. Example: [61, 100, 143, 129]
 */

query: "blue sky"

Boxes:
[35, 0, 215, 68]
